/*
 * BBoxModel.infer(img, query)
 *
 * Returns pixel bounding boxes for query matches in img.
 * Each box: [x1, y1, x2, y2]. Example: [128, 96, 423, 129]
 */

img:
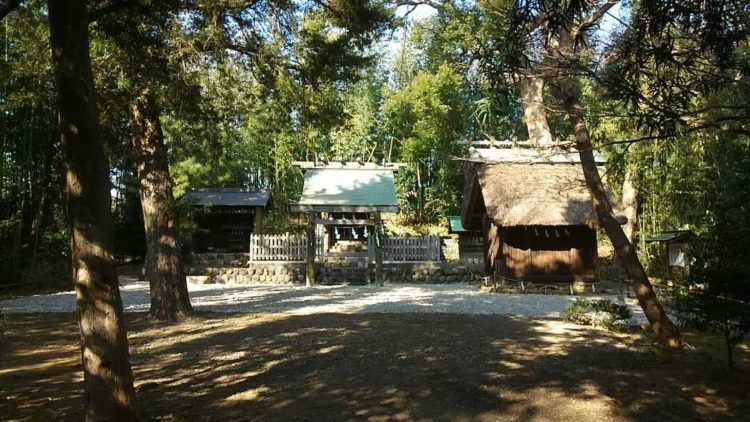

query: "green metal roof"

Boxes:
[645, 230, 693, 243]
[290, 169, 398, 213]
[448, 215, 467, 233]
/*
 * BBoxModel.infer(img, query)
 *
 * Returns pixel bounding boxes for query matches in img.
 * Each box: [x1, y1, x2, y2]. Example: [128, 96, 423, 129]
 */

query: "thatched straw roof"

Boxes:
[462, 163, 619, 228]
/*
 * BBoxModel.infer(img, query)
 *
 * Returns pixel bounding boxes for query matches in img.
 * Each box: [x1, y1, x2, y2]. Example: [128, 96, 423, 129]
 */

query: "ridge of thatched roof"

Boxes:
[462, 163, 618, 228]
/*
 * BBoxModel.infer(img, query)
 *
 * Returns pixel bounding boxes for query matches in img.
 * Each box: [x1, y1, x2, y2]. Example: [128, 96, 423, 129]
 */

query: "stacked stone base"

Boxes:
[185, 253, 482, 285]
[186, 264, 305, 285]
[381, 262, 478, 283]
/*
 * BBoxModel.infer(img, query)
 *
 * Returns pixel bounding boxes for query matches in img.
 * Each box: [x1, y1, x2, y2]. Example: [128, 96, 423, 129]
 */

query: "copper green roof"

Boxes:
[290, 168, 398, 213]
[645, 230, 693, 243]
[447, 215, 467, 233]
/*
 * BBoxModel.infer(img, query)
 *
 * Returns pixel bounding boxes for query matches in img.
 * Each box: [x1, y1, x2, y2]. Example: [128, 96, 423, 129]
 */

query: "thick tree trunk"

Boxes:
[557, 74, 682, 348]
[621, 163, 640, 246]
[48, 0, 139, 419]
[306, 212, 316, 286]
[374, 211, 384, 287]
[130, 89, 192, 321]
[518, 74, 554, 146]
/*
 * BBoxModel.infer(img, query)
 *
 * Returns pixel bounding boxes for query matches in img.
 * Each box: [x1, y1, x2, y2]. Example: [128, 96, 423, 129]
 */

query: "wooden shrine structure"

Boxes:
[461, 146, 624, 283]
[289, 161, 402, 285]
[180, 188, 270, 253]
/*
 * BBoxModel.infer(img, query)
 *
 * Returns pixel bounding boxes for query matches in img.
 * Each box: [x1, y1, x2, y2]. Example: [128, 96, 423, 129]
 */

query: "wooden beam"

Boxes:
[290, 204, 399, 213]
[316, 219, 374, 225]
[254, 207, 264, 234]
[292, 161, 406, 170]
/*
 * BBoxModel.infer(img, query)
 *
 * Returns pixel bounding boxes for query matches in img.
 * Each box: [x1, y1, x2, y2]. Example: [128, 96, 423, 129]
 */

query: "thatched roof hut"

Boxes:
[461, 163, 618, 231]
[461, 157, 620, 283]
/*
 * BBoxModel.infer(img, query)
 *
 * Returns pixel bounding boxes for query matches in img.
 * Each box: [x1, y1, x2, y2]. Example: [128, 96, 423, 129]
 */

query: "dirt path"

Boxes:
[1, 313, 748, 421]
[0, 279, 647, 323]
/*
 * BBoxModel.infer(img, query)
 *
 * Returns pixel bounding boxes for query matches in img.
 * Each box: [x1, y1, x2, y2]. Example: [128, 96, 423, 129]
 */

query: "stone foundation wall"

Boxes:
[186, 254, 303, 284]
[380, 262, 481, 283]
[185, 253, 483, 285]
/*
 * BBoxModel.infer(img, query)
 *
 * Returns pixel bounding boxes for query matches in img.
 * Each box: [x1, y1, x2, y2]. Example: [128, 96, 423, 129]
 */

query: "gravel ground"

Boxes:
[0, 278, 646, 321]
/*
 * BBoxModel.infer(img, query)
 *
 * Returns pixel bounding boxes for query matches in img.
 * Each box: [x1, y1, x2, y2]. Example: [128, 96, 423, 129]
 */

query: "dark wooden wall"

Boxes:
[458, 233, 483, 260]
[486, 225, 597, 282]
[191, 208, 257, 253]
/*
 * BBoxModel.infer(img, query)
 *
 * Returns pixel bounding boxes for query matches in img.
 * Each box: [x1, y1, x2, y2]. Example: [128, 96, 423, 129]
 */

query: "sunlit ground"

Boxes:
[0, 278, 647, 323]
[1, 312, 748, 421]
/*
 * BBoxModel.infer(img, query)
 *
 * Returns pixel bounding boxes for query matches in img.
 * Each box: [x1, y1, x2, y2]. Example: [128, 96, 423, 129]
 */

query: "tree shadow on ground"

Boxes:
[1, 312, 749, 421]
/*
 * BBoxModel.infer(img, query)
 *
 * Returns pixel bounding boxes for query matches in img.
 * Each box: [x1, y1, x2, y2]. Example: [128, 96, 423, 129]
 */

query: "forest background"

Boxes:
[1, 0, 748, 296]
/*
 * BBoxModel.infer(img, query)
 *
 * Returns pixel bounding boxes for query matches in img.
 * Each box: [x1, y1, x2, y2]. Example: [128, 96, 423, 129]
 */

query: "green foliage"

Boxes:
[564, 298, 633, 331]
[0, 2, 64, 284]
[330, 78, 384, 161]
[382, 64, 467, 220]
[672, 133, 750, 370]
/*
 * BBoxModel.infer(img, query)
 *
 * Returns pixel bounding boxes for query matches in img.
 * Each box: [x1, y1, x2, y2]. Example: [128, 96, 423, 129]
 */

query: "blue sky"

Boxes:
[382, 1, 627, 64]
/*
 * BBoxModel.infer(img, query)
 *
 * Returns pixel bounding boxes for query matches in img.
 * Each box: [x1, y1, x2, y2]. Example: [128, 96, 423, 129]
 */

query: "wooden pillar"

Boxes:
[306, 212, 316, 286]
[374, 211, 384, 287]
[254, 207, 264, 234]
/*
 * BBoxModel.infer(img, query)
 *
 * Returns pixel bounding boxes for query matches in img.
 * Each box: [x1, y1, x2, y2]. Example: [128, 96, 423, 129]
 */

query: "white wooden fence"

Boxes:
[248, 234, 323, 262]
[368, 235, 441, 262]
[248, 234, 441, 262]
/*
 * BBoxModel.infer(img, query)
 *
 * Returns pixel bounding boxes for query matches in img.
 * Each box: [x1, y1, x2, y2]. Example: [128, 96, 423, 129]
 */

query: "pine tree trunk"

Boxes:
[130, 89, 192, 321]
[621, 162, 640, 245]
[374, 211, 384, 287]
[48, 0, 139, 419]
[518, 74, 553, 146]
[557, 74, 682, 348]
[306, 212, 316, 286]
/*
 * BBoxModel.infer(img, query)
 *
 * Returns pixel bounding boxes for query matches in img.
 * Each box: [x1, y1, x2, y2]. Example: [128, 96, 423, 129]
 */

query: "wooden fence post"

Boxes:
[375, 211, 384, 287]
[306, 212, 316, 286]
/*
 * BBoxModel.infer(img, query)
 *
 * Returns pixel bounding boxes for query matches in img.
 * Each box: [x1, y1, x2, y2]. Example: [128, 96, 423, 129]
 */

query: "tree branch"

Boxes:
[577, 0, 620, 34]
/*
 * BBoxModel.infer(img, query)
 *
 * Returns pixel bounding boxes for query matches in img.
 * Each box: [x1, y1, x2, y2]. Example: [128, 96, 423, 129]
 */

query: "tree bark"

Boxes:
[556, 74, 682, 348]
[621, 162, 640, 246]
[130, 89, 192, 322]
[518, 74, 554, 146]
[306, 212, 316, 286]
[374, 211, 383, 287]
[48, 0, 139, 419]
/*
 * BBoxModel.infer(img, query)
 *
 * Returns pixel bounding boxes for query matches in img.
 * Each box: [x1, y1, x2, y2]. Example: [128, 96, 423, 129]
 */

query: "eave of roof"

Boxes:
[466, 147, 607, 165]
[447, 215, 467, 233]
[179, 188, 270, 207]
[645, 230, 694, 243]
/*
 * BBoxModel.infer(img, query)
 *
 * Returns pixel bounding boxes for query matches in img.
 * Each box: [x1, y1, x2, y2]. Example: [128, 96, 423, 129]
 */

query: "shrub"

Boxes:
[564, 298, 633, 330]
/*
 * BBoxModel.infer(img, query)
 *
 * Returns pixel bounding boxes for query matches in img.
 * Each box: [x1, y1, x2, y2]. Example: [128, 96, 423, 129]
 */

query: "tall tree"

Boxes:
[531, 0, 683, 347]
[93, 4, 195, 321]
[47, 0, 138, 418]
[434, 0, 686, 345]
[130, 89, 192, 320]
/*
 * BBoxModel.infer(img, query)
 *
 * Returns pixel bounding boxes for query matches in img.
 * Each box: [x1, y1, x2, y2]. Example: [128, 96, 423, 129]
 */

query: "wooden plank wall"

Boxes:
[493, 225, 597, 282]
